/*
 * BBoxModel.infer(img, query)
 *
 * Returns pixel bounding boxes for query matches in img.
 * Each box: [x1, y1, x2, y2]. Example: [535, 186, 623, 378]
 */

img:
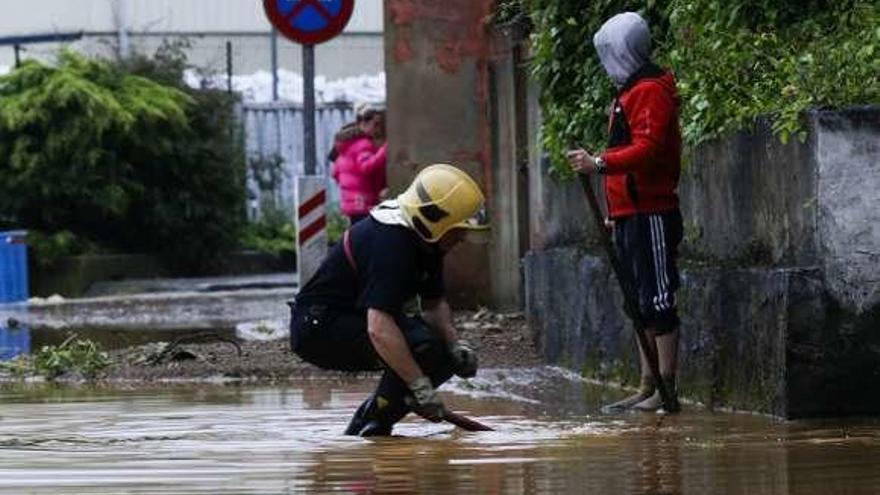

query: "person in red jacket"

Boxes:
[567, 11, 683, 413]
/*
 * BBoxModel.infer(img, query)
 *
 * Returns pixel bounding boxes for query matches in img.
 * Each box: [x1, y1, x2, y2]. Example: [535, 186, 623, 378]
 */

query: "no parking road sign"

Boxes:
[263, 0, 352, 268]
[263, 0, 355, 45]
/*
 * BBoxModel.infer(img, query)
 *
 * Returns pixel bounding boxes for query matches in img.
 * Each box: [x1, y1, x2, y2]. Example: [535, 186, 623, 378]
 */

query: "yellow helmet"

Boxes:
[397, 164, 489, 243]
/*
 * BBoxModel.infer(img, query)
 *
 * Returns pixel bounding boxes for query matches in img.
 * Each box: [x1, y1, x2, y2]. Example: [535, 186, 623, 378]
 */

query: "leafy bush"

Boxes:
[0, 47, 247, 273]
[0, 51, 188, 240]
[496, 0, 880, 174]
[123, 42, 247, 271]
[239, 153, 297, 256]
[32, 335, 111, 380]
[0, 334, 112, 380]
[23, 230, 94, 268]
[667, 0, 879, 144]
[241, 207, 297, 256]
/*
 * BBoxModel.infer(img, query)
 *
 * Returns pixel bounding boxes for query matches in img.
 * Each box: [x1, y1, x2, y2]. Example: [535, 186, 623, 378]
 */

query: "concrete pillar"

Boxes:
[384, 0, 527, 309]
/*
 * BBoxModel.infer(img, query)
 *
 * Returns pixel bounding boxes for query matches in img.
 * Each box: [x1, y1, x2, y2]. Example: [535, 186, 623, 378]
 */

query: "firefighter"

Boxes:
[289, 164, 488, 435]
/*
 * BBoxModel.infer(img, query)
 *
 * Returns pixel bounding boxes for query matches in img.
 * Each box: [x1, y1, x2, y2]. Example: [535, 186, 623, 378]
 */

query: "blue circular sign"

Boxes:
[264, 0, 355, 45]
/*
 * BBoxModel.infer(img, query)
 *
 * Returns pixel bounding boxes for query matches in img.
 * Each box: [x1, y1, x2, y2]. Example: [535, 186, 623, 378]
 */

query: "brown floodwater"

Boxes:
[0, 368, 878, 494]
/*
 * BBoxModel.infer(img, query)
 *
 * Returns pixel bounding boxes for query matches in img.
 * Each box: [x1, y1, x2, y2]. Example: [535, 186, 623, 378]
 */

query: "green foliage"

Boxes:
[0, 51, 188, 240]
[667, 0, 880, 145]
[0, 47, 247, 273]
[507, 0, 670, 177]
[241, 207, 296, 256]
[325, 208, 347, 244]
[0, 334, 112, 380]
[498, 0, 880, 174]
[108, 43, 248, 273]
[240, 154, 296, 256]
[25, 230, 95, 268]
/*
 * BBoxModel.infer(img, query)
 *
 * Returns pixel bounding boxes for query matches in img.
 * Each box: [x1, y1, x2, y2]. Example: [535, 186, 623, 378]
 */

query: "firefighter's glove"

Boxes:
[408, 377, 446, 422]
[448, 341, 478, 378]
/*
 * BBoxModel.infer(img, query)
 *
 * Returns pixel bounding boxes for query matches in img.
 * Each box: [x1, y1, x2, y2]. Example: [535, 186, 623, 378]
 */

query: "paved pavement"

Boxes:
[1, 273, 298, 332]
[84, 272, 297, 297]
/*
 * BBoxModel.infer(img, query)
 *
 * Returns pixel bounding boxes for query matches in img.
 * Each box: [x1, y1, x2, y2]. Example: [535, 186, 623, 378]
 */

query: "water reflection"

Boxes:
[0, 320, 29, 360]
[0, 372, 878, 494]
[631, 418, 682, 495]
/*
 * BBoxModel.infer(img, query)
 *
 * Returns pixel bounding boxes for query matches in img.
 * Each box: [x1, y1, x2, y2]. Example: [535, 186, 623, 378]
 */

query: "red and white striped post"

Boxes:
[295, 177, 327, 286]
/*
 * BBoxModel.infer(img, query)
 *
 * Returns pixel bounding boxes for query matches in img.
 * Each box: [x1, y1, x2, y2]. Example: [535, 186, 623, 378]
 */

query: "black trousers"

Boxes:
[289, 301, 454, 433]
[612, 210, 683, 334]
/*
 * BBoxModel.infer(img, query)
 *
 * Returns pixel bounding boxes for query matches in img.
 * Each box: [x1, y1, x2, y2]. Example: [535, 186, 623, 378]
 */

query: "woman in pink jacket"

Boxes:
[331, 104, 387, 224]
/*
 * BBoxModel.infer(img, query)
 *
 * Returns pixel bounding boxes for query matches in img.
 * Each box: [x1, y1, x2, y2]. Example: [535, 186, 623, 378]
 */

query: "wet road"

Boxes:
[0, 368, 878, 494]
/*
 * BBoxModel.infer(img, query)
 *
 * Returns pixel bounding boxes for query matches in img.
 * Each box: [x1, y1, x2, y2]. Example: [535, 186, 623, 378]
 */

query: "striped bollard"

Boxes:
[295, 177, 328, 287]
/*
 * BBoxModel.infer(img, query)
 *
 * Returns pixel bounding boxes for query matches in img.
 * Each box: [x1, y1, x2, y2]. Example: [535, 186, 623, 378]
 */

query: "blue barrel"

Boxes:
[0, 230, 29, 303]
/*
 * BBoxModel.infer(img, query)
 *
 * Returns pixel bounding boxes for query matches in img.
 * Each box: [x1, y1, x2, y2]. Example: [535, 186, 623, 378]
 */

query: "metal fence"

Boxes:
[241, 101, 355, 219]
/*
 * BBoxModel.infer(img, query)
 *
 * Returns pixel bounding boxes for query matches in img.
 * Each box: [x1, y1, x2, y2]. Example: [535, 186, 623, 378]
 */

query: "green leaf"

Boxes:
[505, 0, 880, 177]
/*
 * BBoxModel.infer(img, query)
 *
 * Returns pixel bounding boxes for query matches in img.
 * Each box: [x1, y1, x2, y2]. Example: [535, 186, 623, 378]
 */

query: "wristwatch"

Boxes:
[595, 156, 607, 175]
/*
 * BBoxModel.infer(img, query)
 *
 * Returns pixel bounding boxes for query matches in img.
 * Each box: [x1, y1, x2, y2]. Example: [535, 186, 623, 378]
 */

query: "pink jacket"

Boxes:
[331, 136, 387, 217]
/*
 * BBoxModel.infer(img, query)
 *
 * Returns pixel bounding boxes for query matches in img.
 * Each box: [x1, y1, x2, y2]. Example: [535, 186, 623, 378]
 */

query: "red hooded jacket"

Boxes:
[600, 68, 681, 219]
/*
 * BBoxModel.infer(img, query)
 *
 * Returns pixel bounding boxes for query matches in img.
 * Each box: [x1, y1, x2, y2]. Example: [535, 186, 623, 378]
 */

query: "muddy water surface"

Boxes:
[0, 368, 878, 494]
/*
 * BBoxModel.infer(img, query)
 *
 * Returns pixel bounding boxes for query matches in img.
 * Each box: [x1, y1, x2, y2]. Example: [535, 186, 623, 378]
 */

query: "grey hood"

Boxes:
[592, 12, 651, 88]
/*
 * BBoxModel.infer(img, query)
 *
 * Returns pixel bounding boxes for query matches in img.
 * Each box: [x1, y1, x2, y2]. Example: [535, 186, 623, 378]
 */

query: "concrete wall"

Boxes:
[385, 0, 532, 309]
[814, 108, 880, 312]
[0, 0, 383, 34]
[680, 107, 880, 312]
[524, 106, 880, 417]
[47, 33, 386, 79]
[0, 0, 384, 78]
[680, 118, 819, 266]
[525, 249, 880, 418]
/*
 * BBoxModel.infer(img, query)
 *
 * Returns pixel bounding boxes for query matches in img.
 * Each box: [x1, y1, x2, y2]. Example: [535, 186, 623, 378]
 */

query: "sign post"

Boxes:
[262, 0, 355, 285]
[303, 44, 316, 175]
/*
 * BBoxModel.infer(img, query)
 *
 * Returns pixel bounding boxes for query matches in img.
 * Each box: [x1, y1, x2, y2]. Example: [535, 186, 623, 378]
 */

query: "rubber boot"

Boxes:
[602, 375, 656, 413]
[632, 375, 679, 413]
[344, 345, 454, 436]
[344, 394, 395, 437]
[344, 317, 456, 436]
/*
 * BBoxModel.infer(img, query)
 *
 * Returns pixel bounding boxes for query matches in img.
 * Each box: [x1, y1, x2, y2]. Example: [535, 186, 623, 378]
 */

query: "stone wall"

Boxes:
[814, 108, 880, 312]
[524, 106, 880, 418]
[679, 118, 819, 266]
[681, 107, 880, 312]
